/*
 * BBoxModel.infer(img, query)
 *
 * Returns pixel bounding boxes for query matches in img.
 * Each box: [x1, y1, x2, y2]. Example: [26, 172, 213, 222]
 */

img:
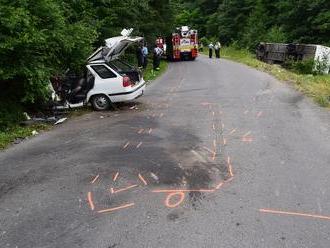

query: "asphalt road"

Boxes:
[1, 55, 330, 248]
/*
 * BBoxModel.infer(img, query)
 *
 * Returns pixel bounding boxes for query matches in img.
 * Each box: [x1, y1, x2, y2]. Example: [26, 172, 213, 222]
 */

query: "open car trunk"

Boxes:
[107, 60, 141, 83]
[88, 29, 143, 63]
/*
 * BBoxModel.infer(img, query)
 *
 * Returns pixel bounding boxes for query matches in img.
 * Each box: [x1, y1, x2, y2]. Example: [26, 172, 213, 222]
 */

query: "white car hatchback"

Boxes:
[51, 29, 146, 111]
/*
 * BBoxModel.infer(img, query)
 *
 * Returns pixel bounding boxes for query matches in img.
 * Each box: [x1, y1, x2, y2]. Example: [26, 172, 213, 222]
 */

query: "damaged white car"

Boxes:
[51, 29, 145, 111]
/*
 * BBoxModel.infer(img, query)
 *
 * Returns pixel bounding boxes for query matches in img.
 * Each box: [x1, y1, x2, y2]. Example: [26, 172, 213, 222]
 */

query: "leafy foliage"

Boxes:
[178, 0, 330, 49]
[0, 0, 175, 126]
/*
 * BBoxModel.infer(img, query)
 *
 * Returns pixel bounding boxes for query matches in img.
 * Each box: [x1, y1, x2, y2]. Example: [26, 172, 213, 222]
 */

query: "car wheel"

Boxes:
[91, 94, 111, 111]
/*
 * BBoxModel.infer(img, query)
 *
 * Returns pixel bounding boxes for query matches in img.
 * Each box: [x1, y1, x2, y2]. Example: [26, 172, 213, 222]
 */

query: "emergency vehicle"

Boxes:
[166, 26, 198, 61]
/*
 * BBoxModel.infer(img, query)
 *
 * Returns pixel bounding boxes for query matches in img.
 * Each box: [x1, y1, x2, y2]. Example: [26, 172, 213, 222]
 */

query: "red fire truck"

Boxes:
[166, 26, 198, 61]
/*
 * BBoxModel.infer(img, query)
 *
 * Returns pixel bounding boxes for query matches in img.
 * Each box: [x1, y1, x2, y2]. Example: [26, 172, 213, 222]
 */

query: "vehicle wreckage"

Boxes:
[50, 29, 146, 111]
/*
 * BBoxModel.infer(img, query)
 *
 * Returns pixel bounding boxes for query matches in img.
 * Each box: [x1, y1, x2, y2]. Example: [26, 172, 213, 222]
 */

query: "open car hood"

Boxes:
[88, 29, 143, 63]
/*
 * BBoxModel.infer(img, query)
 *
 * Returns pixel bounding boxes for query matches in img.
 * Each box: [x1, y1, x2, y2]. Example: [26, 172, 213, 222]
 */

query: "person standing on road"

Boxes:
[142, 43, 148, 69]
[136, 43, 144, 68]
[214, 41, 221, 58]
[208, 42, 214, 58]
[199, 43, 204, 52]
[153, 44, 163, 71]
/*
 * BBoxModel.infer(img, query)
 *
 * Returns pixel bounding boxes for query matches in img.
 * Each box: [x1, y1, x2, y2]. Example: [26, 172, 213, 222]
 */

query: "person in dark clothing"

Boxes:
[208, 42, 214, 58]
[142, 44, 148, 69]
[214, 41, 221, 58]
[153, 45, 163, 70]
[136, 43, 144, 68]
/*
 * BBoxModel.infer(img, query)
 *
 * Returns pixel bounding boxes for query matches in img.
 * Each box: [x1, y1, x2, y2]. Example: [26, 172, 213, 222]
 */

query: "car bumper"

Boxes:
[109, 82, 146, 102]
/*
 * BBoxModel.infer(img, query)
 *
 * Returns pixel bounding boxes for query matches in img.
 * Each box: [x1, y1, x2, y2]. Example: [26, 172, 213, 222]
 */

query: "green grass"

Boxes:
[0, 124, 50, 150]
[204, 47, 330, 108]
[143, 59, 168, 82]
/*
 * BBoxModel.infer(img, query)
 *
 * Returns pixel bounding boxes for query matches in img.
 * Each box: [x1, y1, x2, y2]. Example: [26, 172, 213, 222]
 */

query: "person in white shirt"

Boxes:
[208, 42, 214, 58]
[214, 41, 221, 58]
[153, 45, 163, 70]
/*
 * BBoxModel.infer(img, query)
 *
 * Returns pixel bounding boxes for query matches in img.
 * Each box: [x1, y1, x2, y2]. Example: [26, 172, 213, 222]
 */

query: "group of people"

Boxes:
[208, 41, 221, 59]
[136, 42, 163, 71]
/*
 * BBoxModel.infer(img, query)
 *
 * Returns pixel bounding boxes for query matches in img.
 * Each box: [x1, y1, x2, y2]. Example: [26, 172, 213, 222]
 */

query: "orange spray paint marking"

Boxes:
[148, 128, 153, 134]
[152, 189, 215, 193]
[138, 173, 148, 185]
[113, 172, 119, 182]
[90, 174, 100, 184]
[165, 192, 185, 208]
[228, 163, 234, 177]
[111, 184, 138, 194]
[243, 131, 251, 137]
[138, 128, 144, 134]
[212, 151, 216, 161]
[257, 111, 263, 118]
[242, 136, 253, 143]
[202, 146, 215, 155]
[123, 142, 130, 149]
[87, 192, 95, 211]
[229, 129, 237, 135]
[98, 203, 135, 214]
[225, 176, 234, 183]
[136, 142, 143, 149]
[259, 209, 330, 221]
[227, 156, 234, 177]
[215, 182, 224, 190]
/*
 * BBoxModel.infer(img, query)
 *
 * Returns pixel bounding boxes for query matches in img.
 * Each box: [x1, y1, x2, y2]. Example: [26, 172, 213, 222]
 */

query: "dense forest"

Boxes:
[177, 0, 330, 48]
[0, 0, 329, 129]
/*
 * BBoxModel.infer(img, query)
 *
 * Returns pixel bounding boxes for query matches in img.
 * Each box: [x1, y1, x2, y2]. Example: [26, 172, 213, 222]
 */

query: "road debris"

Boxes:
[54, 117, 67, 125]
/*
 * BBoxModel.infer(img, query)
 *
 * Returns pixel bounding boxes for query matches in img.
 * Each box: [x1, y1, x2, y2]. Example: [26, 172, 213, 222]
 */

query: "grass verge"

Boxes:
[0, 124, 50, 150]
[205, 47, 330, 107]
[143, 59, 168, 82]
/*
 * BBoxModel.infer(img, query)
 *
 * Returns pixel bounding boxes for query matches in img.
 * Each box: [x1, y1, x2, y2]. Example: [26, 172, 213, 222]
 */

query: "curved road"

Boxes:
[1, 55, 330, 247]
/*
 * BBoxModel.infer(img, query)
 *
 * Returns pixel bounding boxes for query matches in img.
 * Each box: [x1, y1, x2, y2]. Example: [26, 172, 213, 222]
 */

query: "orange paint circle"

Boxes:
[165, 192, 185, 208]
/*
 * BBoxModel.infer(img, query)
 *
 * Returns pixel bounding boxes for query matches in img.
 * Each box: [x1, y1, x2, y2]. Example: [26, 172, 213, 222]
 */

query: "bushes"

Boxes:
[0, 101, 24, 131]
[284, 59, 315, 74]
[284, 58, 330, 75]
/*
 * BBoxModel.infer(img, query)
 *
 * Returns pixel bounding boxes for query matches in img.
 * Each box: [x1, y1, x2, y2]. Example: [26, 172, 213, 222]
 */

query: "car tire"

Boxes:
[90, 94, 111, 111]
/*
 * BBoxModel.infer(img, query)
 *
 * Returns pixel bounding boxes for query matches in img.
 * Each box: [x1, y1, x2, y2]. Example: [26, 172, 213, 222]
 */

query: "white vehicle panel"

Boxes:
[314, 45, 330, 74]
[86, 64, 122, 102]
